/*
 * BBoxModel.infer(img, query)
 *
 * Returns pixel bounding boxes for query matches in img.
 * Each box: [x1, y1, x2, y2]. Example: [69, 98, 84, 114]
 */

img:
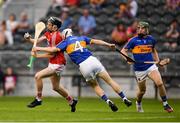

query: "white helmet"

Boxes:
[62, 28, 73, 39]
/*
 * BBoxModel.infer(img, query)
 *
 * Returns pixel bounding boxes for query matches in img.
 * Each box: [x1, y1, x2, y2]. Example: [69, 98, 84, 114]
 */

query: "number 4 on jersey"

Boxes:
[74, 41, 83, 52]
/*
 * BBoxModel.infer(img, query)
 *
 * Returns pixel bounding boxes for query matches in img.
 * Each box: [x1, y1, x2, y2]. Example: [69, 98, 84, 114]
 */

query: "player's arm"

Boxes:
[33, 46, 60, 53]
[121, 47, 129, 58]
[24, 32, 46, 44]
[121, 44, 134, 64]
[152, 48, 160, 63]
[90, 39, 115, 49]
[31, 51, 54, 58]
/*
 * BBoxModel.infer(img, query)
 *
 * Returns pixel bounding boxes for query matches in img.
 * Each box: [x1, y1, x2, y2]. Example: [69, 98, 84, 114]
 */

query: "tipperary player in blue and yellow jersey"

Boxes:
[121, 21, 173, 113]
[56, 35, 92, 65]
[125, 34, 156, 71]
[33, 28, 132, 112]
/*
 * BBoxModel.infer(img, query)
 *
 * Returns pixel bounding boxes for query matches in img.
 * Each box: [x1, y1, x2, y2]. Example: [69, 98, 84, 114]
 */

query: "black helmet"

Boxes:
[48, 17, 62, 29]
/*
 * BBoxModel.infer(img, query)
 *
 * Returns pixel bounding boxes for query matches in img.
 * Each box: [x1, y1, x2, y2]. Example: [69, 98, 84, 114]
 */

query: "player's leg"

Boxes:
[50, 74, 78, 112]
[136, 80, 146, 112]
[88, 79, 118, 112]
[27, 67, 55, 108]
[148, 69, 173, 113]
[50, 74, 68, 97]
[98, 71, 132, 107]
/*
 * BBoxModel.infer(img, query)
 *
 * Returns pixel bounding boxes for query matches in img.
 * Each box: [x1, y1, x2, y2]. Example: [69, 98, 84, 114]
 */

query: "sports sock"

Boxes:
[36, 92, 42, 101]
[118, 91, 127, 101]
[136, 101, 141, 105]
[66, 96, 73, 105]
[101, 94, 112, 104]
[161, 96, 168, 106]
[101, 94, 109, 101]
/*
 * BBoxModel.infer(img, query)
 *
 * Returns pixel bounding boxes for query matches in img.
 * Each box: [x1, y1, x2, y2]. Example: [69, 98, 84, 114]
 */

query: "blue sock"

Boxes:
[118, 91, 125, 99]
[161, 96, 167, 102]
[161, 96, 168, 106]
[101, 94, 108, 101]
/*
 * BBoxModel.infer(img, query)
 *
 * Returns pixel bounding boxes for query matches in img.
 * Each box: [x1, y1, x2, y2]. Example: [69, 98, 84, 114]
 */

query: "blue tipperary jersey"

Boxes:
[56, 36, 92, 65]
[124, 35, 156, 71]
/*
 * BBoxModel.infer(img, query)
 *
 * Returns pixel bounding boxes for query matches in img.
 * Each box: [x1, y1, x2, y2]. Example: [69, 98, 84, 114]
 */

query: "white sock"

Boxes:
[106, 99, 111, 104]
[123, 97, 127, 101]
[36, 97, 42, 101]
[163, 101, 168, 106]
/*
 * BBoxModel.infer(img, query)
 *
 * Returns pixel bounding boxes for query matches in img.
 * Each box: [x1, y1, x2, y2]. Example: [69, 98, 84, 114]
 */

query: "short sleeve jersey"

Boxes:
[124, 35, 156, 71]
[56, 36, 92, 65]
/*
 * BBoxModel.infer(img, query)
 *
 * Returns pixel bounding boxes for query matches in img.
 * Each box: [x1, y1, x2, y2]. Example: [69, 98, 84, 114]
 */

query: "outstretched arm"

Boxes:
[90, 39, 115, 49]
[33, 46, 60, 53]
[31, 51, 54, 58]
[24, 32, 46, 44]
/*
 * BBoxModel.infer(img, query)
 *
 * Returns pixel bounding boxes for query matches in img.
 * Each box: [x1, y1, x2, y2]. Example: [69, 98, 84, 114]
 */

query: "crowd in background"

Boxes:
[0, 0, 179, 48]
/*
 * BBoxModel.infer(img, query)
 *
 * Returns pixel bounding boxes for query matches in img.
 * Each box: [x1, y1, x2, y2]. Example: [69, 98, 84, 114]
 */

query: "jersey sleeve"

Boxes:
[151, 36, 157, 48]
[82, 36, 91, 44]
[124, 38, 134, 50]
[56, 40, 67, 51]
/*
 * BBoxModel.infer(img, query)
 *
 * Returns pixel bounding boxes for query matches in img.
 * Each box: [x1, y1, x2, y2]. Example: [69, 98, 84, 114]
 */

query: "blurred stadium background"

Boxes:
[0, 0, 179, 99]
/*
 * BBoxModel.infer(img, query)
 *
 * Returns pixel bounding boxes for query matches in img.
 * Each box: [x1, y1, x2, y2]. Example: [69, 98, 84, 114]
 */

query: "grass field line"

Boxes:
[67, 116, 176, 121]
[1, 116, 175, 122]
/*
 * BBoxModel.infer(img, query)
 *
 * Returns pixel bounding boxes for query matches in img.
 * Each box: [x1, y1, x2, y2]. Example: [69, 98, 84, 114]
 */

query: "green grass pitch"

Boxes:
[0, 97, 179, 122]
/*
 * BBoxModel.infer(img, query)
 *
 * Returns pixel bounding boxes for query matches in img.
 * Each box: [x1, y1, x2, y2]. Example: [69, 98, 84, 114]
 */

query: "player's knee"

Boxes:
[35, 73, 41, 80]
[156, 83, 163, 88]
[52, 87, 59, 92]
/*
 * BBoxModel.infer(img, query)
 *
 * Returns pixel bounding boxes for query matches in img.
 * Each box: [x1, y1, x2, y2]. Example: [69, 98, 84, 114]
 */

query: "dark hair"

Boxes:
[48, 17, 62, 28]
[1, 20, 6, 25]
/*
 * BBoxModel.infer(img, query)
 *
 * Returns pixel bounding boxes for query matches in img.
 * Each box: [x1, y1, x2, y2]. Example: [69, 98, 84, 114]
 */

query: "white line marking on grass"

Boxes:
[0, 116, 176, 122]
[68, 115, 176, 121]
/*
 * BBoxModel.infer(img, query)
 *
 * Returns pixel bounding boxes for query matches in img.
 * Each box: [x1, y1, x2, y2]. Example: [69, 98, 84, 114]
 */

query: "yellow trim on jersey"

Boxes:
[132, 45, 153, 54]
[89, 39, 93, 44]
[66, 41, 87, 54]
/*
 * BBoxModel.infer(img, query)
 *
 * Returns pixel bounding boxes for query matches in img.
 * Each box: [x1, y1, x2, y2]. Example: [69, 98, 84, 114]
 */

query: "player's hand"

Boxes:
[24, 32, 32, 40]
[32, 47, 38, 52]
[31, 51, 37, 57]
[158, 58, 170, 67]
[127, 61, 134, 65]
[108, 44, 116, 50]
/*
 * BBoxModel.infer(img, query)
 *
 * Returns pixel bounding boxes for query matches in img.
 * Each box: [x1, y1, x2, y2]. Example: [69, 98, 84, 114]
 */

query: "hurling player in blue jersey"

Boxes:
[32, 28, 132, 112]
[121, 21, 173, 113]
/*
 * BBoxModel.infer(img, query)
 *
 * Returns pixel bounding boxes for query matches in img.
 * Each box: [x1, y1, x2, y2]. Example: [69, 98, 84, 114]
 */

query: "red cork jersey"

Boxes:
[44, 31, 66, 65]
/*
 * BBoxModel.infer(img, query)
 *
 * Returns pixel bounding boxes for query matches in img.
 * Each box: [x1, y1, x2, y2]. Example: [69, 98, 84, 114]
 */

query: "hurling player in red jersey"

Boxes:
[24, 17, 77, 112]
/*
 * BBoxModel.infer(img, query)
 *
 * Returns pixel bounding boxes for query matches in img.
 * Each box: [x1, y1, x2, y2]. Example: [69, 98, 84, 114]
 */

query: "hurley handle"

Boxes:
[27, 56, 36, 68]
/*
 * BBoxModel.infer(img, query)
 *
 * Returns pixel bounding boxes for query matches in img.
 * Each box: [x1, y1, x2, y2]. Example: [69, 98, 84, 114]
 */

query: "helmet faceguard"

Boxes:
[62, 28, 73, 39]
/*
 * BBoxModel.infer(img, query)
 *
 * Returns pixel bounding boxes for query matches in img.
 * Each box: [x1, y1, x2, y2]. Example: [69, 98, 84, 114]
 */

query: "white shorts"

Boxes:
[79, 56, 106, 81]
[135, 64, 158, 82]
[48, 63, 65, 76]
